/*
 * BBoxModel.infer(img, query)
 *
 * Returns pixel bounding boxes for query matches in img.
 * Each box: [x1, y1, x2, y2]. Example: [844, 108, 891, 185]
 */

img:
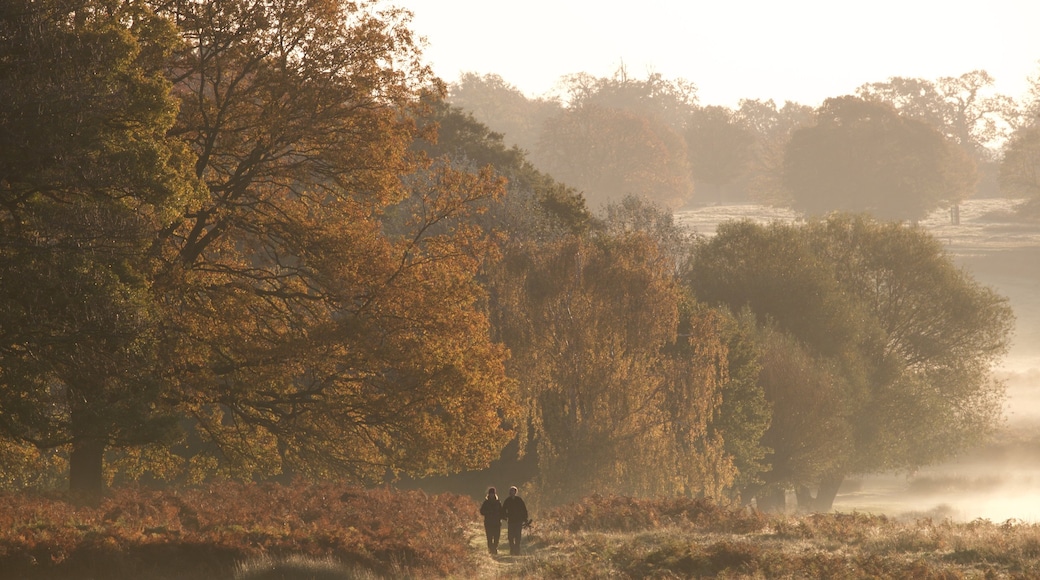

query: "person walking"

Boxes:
[479, 487, 502, 555]
[501, 485, 529, 555]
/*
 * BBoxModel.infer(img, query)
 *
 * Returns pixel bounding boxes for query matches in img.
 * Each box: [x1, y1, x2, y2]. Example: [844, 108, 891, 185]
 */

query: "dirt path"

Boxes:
[462, 522, 532, 579]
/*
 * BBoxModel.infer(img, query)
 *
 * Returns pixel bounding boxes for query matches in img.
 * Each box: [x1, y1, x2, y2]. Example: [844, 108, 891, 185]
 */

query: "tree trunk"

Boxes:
[813, 473, 845, 512]
[69, 438, 106, 498]
[755, 487, 786, 512]
[795, 485, 815, 512]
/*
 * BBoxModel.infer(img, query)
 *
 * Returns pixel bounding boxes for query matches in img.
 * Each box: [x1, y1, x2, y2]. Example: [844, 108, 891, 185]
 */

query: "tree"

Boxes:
[1000, 125, 1040, 208]
[784, 96, 976, 221]
[447, 72, 561, 155]
[705, 308, 771, 504]
[411, 99, 590, 239]
[683, 106, 755, 202]
[734, 99, 813, 205]
[857, 71, 1014, 157]
[560, 68, 698, 132]
[149, 0, 517, 487]
[529, 69, 698, 210]
[535, 103, 692, 209]
[488, 229, 732, 505]
[0, 0, 204, 495]
[999, 66, 1040, 217]
[819, 216, 1012, 475]
[686, 215, 1013, 511]
[752, 327, 852, 512]
[857, 71, 1016, 197]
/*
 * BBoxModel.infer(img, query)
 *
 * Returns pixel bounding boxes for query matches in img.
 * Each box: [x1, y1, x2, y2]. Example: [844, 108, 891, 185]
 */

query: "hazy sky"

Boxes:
[396, 0, 1040, 108]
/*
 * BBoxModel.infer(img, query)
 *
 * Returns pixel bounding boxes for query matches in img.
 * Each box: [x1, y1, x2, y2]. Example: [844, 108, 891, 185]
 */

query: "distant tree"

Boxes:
[412, 99, 590, 239]
[528, 69, 700, 210]
[683, 106, 755, 202]
[536, 104, 693, 209]
[0, 0, 204, 495]
[1020, 64, 1040, 124]
[998, 66, 1040, 216]
[561, 68, 698, 131]
[784, 96, 976, 221]
[857, 71, 1016, 197]
[447, 72, 561, 155]
[857, 71, 1014, 156]
[734, 99, 813, 205]
[687, 215, 1013, 511]
[999, 125, 1040, 202]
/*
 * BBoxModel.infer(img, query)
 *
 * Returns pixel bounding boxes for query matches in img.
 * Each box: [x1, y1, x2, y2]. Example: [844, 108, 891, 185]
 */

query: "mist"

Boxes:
[676, 197, 1040, 522]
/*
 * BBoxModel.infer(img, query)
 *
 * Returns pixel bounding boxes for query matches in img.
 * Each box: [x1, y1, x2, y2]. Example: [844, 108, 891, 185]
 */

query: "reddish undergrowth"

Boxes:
[0, 482, 478, 579]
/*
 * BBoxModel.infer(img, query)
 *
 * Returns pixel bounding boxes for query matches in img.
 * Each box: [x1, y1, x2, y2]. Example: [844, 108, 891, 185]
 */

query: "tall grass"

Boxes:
[5, 486, 1040, 578]
[0, 482, 476, 579]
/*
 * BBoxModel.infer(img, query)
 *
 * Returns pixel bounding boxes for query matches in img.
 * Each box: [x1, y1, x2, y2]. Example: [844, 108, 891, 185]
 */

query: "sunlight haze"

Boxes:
[398, 0, 1040, 107]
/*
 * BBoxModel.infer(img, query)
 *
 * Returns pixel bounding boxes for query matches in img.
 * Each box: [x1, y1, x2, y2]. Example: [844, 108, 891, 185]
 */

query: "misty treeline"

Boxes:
[0, 0, 1018, 513]
[452, 65, 1040, 221]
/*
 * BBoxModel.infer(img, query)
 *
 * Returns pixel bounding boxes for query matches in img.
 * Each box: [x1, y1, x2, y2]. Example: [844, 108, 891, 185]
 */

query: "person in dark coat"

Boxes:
[501, 485, 529, 555]
[479, 487, 502, 555]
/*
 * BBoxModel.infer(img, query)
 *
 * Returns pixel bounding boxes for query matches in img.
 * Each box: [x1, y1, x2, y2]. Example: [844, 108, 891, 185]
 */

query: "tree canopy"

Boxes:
[0, 0, 1022, 509]
[687, 215, 1013, 510]
[0, 0, 205, 495]
[1, 0, 518, 494]
[784, 97, 976, 222]
[683, 105, 755, 202]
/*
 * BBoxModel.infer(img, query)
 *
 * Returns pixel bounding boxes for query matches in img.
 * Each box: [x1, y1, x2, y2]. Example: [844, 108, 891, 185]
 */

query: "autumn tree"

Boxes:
[144, 0, 515, 487]
[734, 99, 813, 205]
[857, 71, 1016, 197]
[0, 0, 205, 495]
[687, 215, 1013, 511]
[447, 72, 562, 155]
[857, 71, 1014, 157]
[683, 105, 755, 202]
[536, 104, 692, 209]
[784, 96, 976, 221]
[489, 230, 731, 505]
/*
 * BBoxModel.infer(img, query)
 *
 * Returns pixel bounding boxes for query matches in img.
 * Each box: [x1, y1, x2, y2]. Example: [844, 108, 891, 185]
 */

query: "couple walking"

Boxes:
[479, 485, 528, 556]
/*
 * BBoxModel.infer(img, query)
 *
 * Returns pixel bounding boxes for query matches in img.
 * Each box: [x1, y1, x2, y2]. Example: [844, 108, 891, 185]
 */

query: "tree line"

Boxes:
[451, 66, 1040, 222]
[0, 0, 1017, 512]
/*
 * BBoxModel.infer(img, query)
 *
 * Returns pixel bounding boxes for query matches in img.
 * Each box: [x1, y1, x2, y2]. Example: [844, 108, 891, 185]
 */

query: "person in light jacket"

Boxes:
[501, 485, 529, 555]
[479, 487, 502, 555]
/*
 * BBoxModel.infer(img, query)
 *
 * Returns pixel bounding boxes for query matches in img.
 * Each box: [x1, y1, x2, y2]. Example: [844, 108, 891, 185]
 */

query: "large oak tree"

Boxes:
[151, 0, 515, 486]
[1, 0, 518, 494]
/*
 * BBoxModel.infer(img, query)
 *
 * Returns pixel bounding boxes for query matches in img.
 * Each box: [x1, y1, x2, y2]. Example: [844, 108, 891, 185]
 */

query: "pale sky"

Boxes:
[395, 0, 1040, 108]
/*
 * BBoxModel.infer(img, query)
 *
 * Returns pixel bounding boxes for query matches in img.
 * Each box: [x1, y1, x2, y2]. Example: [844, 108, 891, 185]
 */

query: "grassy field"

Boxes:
[5, 484, 1040, 579]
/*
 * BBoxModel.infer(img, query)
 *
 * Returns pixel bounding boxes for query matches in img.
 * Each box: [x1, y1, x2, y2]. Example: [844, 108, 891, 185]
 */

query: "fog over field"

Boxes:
[675, 198, 1040, 522]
